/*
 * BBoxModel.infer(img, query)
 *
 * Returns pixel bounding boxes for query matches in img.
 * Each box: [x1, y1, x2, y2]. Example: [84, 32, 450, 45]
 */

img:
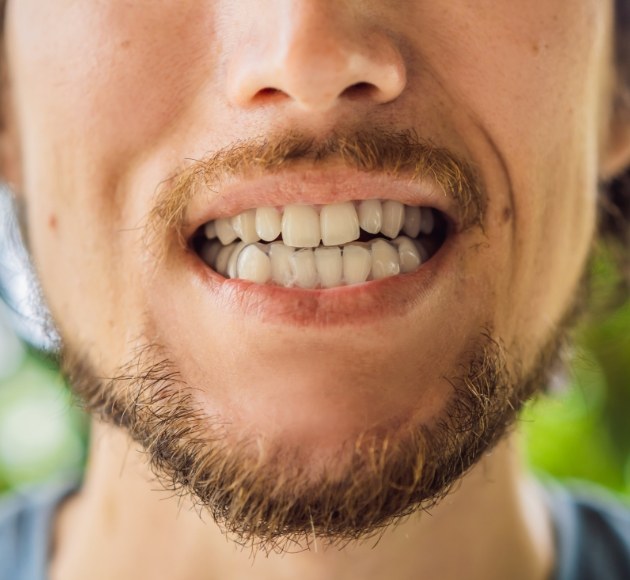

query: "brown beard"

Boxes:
[53, 128, 575, 552]
[59, 327, 566, 552]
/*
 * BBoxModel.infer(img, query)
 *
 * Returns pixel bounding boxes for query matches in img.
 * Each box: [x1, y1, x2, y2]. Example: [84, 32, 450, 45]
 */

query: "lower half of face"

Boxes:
[48, 145, 587, 546]
[7, 0, 609, 548]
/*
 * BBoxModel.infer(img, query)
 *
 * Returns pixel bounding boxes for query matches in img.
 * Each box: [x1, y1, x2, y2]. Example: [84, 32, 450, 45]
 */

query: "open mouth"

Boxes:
[191, 200, 449, 290]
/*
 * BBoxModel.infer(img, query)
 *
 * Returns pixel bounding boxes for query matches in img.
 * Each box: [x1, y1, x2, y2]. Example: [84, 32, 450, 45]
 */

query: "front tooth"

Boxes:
[393, 236, 422, 273]
[420, 208, 435, 235]
[231, 209, 260, 244]
[282, 205, 320, 248]
[314, 247, 342, 288]
[215, 218, 238, 245]
[215, 243, 237, 276]
[290, 249, 318, 288]
[320, 202, 360, 246]
[255, 207, 282, 242]
[343, 244, 372, 285]
[204, 221, 217, 240]
[402, 206, 422, 238]
[358, 200, 383, 234]
[237, 244, 271, 284]
[269, 243, 295, 286]
[371, 239, 400, 280]
[227, 241, 248, 278]
[381, 201, 405, 238]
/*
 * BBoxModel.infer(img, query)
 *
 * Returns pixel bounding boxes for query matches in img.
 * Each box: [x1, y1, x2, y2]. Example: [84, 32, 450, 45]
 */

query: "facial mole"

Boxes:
[48, 213, 58, 231]
[502, 207, 512, 224]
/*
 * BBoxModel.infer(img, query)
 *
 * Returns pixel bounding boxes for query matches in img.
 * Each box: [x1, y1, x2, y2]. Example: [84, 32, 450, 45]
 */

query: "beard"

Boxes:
[59, 325, 567, 552]
[47, 128, 581, 552]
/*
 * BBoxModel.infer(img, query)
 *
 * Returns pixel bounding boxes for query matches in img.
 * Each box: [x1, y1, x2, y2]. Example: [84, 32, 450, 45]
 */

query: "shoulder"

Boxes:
[0, 479, 80, 580]
[547, 482, 630, 580]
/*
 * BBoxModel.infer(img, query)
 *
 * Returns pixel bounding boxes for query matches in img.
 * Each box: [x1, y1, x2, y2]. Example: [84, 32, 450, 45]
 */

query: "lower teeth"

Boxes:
[199, 236, 430, 288]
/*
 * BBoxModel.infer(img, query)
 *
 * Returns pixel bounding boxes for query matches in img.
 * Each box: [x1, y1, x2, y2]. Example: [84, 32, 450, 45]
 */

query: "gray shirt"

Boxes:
[0, 479, 79, 580]
[1, 479, 630, 579]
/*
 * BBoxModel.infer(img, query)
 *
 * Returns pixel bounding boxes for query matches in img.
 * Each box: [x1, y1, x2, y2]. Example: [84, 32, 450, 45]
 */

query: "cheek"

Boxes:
[7, 1, 223, 166]
[422, 1, 606, 349]
[5, 2, 224, 361]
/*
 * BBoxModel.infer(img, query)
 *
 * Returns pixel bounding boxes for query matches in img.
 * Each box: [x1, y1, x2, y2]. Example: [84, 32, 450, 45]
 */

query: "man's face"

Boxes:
[3, 0, 615, 546]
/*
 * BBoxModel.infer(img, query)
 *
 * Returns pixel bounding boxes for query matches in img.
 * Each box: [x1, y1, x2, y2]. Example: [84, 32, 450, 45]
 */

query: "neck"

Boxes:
[50, 421, 554, 580]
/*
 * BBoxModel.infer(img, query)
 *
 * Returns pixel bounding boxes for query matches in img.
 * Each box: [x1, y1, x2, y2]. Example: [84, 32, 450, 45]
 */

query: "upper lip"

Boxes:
[181, 167, 461, 241]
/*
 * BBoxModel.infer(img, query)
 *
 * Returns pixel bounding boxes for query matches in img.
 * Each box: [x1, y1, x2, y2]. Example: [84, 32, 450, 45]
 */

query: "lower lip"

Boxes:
[184, 237, 454, 328]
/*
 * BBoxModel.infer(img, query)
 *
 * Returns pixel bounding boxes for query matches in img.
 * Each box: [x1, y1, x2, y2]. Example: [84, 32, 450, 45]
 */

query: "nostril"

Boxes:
[340, 82, 379, 101]
[252, 83, 382, 109]
[253, 87, 288, 104]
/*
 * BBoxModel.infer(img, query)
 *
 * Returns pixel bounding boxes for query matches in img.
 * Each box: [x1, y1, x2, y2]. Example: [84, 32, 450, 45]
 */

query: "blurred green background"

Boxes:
[0, 249, 629, 497]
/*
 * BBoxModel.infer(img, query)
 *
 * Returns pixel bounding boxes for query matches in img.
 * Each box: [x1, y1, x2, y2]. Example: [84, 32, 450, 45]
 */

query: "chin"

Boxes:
[153, 318, 456, 461]
[192, 370, 446, 470]
[60, 322, 554, 550]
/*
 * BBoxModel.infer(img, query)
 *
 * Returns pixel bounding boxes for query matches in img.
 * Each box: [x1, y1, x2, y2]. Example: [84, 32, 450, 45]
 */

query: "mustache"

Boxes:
[147, 128, 485, 248]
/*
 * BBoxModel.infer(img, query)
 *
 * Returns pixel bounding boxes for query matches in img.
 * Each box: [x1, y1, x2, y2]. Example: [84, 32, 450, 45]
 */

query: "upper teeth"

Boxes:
[205, 200, 434, 248]
[198, 200, 438, 288]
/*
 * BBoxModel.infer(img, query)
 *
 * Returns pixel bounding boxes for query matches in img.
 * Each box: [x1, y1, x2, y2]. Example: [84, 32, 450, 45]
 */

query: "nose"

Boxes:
[226, 1, 407, 113]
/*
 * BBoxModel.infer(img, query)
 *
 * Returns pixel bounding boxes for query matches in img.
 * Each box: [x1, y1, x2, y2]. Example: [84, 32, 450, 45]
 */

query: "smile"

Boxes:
[176, 168, 467, 325]
[192, 201, 448, 289]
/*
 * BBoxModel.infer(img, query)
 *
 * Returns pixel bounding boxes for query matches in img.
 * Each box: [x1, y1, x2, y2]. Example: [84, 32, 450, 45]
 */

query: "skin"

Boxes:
[2, 0, 629, 578]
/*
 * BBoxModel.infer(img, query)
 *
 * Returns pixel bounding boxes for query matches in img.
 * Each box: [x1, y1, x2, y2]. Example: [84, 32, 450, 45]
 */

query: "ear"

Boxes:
[601, 87, 630, 181]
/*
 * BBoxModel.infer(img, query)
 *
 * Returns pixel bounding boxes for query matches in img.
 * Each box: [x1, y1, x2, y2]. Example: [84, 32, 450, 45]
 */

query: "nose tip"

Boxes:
[227, 7, 407, 113]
